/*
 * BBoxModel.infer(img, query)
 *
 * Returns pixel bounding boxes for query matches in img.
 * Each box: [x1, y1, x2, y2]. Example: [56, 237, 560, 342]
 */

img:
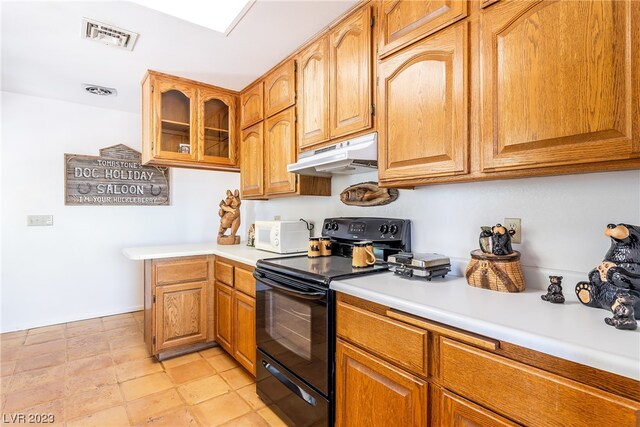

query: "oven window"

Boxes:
[268, 292, 312, 360]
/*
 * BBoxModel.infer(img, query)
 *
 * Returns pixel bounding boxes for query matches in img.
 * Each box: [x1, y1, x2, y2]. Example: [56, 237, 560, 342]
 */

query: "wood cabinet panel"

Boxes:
[440, 389, 521, 427]
[155, 258, 209, 286]
[214, 282, 233, 354]
[379, 0, 468, 58]
[240, 122, 264, 198]
[336, 339, 427, 427]
[198, 88, 236, 167]
[240, 82, 264, 129]
[378, 22, 468, 184]
[214, 259, 234, 286]
[233, 290, 256, 375]
[298, 37, 330, 150]
[265, 107, 297, 195]
[155, 281, 207, 351]
[480, 0, 640, 172]
[234, 266, 255, 298]
[440, 338, 640, 427]
[329, 7, 372, 139]
[264, 60, 296, 118]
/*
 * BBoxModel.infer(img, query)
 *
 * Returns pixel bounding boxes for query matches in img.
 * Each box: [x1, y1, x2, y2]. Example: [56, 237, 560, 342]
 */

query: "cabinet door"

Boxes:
[378, 22, 468, 184]
[379, 0, 468, 58]
[480, 0, 640, 172]
[298, 37, 330, 150]
[440, 389, 521, 427]
[155, 282, 207, 351]
[214, 281, 233, 354]
[198, 89, 237, 167]
[154, 78, 198, 161]
[240, 82, 264, 129]
[264, 60, 296, 118]
[233, 291, 256, 376]
[335, 340, 427, 427]
[265, 107, 297, 195]
[329, 7, 372, 139]
[240, 122, 264, 199]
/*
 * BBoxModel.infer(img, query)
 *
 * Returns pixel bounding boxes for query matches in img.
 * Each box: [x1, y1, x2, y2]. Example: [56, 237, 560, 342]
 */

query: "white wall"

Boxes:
[1, 92, 242, 332]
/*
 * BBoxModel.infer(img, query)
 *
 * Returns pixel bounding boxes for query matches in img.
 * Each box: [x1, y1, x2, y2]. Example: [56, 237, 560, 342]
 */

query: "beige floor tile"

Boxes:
[1, 337, 25, 349]
[140, 406, 198, 426]
[10, 364, 65, 392]
[120, 372, 173, 401]
[66, 317, 103, 329]
[4, 380, 65, 412]
[221, 411, 270, 427]
[176, 374, 231, 405]
[192, 392, 251, 426]
[161, 352, 202, 369]
[258, 406, 288, 427]
[14, 349, 66, 373]
[115, 357, 163, 382]
[27, 324, 65, 335]
[106, 324, 141, 338]
[206, 352, 240, 373]
[103, 313, 134, 321]
[65, 322, 105, 338]
[66, 366, 118, 395]
[108, 333, 145, 351]
[64, 383, 123, 420]
[220, 366, 255, 390]
[23, 329, 65, 345]
[66, 353, 114, 376]
[17, 339, 65, 358]
[1, 360, 16, 377]
[67, 405, 130, 427]
[111, 344, 151, 365]
[67, 339, 111, 361]
[1, 346, 20, 362]
[198, 345, 226, 359]
[103, 316, 137, 331]
[165, 359, 215, 385]
[67, 332, 109, 349]
[125, 389, 183, 425]
[237, 383, 266, 410]
[15, 398, 65, 426]
[1, 376, 12, 394]
[1, 330, 26, 341]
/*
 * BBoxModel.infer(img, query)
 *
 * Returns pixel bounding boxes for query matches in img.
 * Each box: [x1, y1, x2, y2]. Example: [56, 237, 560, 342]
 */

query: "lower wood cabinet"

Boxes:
[214, 281, 233, 353]
[232, 290, 256, 373]
[439, 388, 520, 427]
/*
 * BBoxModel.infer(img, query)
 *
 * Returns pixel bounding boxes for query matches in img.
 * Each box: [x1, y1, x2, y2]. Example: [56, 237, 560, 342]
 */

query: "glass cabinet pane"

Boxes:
[203, 98, 230, 158]
[161, 90, 191, 154]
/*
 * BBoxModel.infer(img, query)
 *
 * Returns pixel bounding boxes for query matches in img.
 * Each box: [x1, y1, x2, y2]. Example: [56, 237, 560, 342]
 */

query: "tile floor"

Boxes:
[0, 311, 286, 426]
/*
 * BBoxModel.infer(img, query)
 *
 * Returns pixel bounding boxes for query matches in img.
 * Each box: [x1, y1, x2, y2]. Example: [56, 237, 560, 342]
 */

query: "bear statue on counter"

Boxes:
[575, 223, 640, 319]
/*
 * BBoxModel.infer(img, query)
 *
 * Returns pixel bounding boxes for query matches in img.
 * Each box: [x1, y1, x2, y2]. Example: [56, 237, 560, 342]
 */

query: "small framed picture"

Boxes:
[179, 144, 190, 154]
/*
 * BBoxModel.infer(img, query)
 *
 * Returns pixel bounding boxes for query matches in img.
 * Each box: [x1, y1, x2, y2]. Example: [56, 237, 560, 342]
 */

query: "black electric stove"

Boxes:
[254, 217, 411, 427]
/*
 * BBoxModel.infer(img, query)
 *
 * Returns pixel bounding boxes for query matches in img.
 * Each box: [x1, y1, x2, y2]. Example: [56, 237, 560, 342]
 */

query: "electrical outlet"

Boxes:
[27, 215, 54, 226]
[274, 215, 281, 220]
[504, 218, 521, 244]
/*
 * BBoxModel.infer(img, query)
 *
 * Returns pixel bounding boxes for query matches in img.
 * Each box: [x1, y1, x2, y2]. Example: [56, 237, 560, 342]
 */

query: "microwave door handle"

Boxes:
[254, 272, 325, 300]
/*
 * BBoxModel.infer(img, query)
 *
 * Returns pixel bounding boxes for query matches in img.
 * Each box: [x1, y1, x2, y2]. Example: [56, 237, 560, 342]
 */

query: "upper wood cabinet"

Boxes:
[298, 37, 331, 150]
[264, 60, 296, 118]
[240, 122, 265, 199]
[378, 22, 468, 185]
[479, 0, 640, 172]
[265, 108, 297, 195]
[378, 0, 468, 58]
[142, 71, 239, 171]
[329, 7, 372, 139]
[240, 82, 264, 129]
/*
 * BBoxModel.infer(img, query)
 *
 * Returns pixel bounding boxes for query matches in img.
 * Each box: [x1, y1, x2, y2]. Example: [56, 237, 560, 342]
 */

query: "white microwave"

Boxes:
[254, 220, 309, 254]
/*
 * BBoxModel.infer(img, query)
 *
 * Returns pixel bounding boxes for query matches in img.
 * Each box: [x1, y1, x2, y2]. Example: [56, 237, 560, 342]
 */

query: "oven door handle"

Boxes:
[262, 360, 317, 406]
[254, 272, 326, 300]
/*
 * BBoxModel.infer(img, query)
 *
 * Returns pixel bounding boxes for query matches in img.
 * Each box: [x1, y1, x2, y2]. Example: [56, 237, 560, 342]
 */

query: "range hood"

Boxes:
[287, 132, 378, 177]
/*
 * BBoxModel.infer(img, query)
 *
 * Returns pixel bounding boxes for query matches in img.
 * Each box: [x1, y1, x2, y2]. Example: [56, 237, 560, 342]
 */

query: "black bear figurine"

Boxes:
[490, 224, 516, 256]
[541, 276, 565, 304]
[575, 223, 640, 320]
[604, 294, 638, 330]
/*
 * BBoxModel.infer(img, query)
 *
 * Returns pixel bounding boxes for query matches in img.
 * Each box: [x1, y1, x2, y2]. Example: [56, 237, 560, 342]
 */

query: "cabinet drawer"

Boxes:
[214, 259, 234, 286]
[234, 267, 255, 297]
[155, 257, 209, 285]
[440, 338, 640, 427]
[336, 301, 428, 377]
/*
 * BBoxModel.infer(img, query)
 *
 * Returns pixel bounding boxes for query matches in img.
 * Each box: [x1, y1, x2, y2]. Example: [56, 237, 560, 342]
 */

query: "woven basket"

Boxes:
[465, 250, 525, 292]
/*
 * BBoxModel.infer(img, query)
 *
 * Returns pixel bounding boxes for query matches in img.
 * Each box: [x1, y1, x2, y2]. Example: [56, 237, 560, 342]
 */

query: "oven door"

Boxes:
[255, 269, 330, 396]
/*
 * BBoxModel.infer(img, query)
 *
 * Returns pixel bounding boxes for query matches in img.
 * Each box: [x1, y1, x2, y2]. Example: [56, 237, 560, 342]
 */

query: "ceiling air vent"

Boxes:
[81, 18, 139, 51]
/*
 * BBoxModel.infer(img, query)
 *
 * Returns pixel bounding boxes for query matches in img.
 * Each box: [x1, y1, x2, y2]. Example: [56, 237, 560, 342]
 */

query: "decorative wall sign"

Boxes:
[65, 144, 170, 206]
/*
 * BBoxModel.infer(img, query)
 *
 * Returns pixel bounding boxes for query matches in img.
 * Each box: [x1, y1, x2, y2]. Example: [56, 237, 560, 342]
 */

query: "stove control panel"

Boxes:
[321, 217, 411, 245]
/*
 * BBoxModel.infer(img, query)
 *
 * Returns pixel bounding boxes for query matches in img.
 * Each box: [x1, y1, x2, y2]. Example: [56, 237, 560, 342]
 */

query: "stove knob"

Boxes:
[324, 222, 331, 230]
[379, 224, 389, 234]
[331, 222, 339, 231]
[389, 224, 399, 235]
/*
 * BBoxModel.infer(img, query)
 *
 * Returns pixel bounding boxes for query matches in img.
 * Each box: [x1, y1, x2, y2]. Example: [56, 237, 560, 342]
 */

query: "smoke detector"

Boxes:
[81, 18, 139, 51]
[83, 84, 117, 96]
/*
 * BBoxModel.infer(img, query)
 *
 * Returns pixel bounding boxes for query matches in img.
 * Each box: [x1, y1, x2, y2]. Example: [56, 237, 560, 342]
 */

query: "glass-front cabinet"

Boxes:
[142, 71, 238, 170]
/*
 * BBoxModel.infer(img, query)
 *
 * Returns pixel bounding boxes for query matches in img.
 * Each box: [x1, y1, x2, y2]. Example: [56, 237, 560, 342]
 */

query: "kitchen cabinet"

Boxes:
[439, 388, 520, 427]
[213, 257, 257, 375]
[264, 108, 297, 195]
[479, 0, 640, 173]
[239, 122, 265, 199]
[264, 60, 296, 118]
[144, 255, 216, 359]
[141, 70, 238, 171]
[240, 82, 264, 129]
[378, 0, 468, 58]
[378, 21, 468, 184]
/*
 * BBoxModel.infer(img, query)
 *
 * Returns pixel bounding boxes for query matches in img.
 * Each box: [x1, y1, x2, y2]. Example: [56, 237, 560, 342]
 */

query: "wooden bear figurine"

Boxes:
[217, 189, 241, 245]
[541, 276, 565, 304]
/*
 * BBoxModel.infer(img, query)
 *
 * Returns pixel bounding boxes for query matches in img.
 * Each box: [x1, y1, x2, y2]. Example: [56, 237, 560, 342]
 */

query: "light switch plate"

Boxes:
[27, 215, 53, 226]
[504, 218, 521, 244]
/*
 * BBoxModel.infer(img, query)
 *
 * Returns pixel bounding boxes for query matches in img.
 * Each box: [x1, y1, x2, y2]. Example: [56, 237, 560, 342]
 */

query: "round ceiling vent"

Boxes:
[83, 84, 117, 96]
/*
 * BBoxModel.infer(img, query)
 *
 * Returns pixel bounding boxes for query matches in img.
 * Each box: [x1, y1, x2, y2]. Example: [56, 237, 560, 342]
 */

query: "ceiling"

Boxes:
[1, 0, 357, 113]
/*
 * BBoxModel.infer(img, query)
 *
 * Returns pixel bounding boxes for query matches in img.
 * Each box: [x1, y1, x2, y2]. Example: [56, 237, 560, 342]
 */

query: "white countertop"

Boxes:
[122, 242, 302, 266]
[331, 272, 640, 381]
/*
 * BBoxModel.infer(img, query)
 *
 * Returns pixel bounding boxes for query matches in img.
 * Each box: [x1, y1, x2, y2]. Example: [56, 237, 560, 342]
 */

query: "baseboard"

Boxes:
[0, 305, 144, 334]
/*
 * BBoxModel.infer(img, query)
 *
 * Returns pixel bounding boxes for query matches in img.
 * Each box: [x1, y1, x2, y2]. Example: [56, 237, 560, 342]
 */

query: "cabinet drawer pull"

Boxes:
[385, 309, 499, 351]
